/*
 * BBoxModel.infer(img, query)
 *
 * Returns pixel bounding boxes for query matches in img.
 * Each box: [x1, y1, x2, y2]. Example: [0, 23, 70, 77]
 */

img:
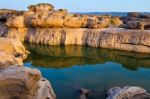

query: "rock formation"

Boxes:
[28, 3, 54, 12]
[107, 86, 150, 99]
[4, 3, 123, 29]
[0, 38, 29, 67]
[1, 3, 150, 54]
[0, 65, 56, 99]
[122, 12, 150, 30]
[4, 28, 150, 53]
[0, 37, 56, 99]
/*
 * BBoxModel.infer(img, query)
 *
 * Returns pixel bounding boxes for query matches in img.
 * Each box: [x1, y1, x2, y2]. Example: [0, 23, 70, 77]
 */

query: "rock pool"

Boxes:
[24, 43, 150, 99]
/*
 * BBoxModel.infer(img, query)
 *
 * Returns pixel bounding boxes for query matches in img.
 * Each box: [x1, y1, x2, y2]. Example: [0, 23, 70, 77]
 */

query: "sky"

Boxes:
[0, 0, 150, 12]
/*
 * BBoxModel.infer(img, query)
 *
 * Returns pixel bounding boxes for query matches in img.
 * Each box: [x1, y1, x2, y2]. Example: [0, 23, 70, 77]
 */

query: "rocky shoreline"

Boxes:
[0, 3, 150, 99]
[0, 38, 56, 99]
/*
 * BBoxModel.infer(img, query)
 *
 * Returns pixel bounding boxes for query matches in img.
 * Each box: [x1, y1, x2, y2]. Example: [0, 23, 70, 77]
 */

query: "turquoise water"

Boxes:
[24, 43, 150, 99]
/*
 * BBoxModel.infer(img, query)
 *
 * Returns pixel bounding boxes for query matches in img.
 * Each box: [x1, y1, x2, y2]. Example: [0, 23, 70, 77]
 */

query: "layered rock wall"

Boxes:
[4, 28, 150, 53]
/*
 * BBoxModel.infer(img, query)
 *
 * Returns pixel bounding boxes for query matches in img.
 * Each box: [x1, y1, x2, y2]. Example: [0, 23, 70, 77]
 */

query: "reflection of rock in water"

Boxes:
[24, 43, 150, 70]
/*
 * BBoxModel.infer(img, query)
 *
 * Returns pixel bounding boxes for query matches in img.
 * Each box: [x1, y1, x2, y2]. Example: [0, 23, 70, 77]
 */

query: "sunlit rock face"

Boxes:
[28, 3, 54, 12]
[5, 3, 123, 29]
[0, 38, 29, 67]
[5, 28, 150, 53]
[5, 14, 122, 28]
[0, 38, 29, 60]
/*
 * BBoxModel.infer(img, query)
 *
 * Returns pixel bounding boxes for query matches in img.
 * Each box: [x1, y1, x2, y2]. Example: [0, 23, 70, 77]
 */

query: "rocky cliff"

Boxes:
[4, 28, 150, 53]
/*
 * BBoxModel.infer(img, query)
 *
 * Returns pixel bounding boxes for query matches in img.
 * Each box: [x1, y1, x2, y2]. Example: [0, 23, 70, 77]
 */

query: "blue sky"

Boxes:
[0, 0, 150, 12]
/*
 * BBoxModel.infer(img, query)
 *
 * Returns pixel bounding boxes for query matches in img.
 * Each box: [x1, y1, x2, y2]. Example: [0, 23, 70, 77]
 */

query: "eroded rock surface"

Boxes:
[4, 3, 122, 29]
[0, 65, 56, 99]
[0, 38, 29, 67]
[107, 86, 150, 99]
[0, 37, 29, 60]
[123, 12, 150, 30]
[28, 3, 54, 12]
[5, 28, 150, 53]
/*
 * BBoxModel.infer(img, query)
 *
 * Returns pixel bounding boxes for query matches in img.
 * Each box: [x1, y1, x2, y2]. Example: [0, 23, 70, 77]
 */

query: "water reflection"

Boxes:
[24, 43, 150, 70]
[24, 43, 150, 99]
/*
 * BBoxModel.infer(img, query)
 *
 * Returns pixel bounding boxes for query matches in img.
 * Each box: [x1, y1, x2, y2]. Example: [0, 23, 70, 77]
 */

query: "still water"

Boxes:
[24, 43, 150, 99]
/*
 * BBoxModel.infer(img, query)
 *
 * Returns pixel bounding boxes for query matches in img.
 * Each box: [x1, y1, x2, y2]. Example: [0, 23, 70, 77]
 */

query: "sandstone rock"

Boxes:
[110, 17, 123, 27]
[0, 65, 56, 99]
[0, 25, 8, 37]
[107, 86, 150, 99]
[55, 9, 68, 15]
[5, 11, 73, 28]
[4, 4, 122, 29]
[5, 28, 150, 53]
[28, 3, 54, 12]
[30, 12, 70, 28]
[6, 16, 26, 28]
[89, 19, 110, 28]
[31, 78, 56, 99]
[0, 51, 23, 67]
[0, 65, 41, 98]
[0, 9, 18, 20]
[64, 16, 88, 28]
[126, 21, 144, 29]
[123, 12, 150, 30]
[0, 38, 29, 60]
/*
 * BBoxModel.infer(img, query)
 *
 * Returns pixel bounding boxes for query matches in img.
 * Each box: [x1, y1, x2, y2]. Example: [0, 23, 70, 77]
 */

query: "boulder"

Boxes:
[123, 12, 150, 30]
[0, 65, 56, 99]
[126, 21, 144, 30]
[28, 3, 54, 12]
[107, 86, 150, 99]
[110, 17, 123, 27]
[89, 19, 110, 28]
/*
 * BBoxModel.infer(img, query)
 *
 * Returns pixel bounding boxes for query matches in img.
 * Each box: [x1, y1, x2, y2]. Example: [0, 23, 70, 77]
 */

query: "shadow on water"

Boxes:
[24, 42, 150, 71]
